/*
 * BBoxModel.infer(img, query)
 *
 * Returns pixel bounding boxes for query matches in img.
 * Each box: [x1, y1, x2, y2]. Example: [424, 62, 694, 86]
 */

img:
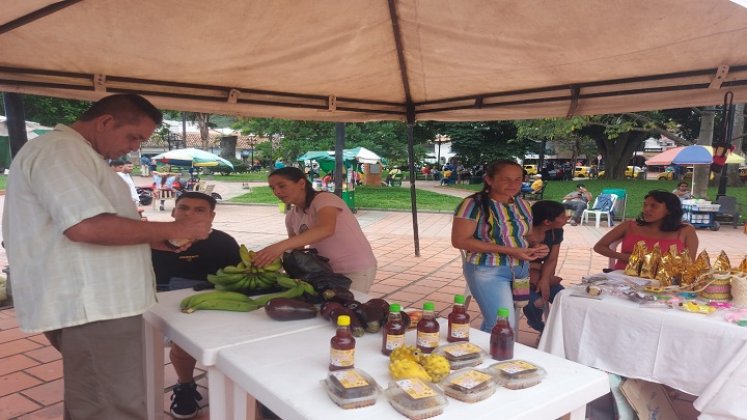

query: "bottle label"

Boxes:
[385, 334, 405, 350]
[416, 331, 440, 349]
[330, 370, 369, 388]
[449, 323, 470, 339]
[329, 348, 355, 368]
[395, 378, 437, 399]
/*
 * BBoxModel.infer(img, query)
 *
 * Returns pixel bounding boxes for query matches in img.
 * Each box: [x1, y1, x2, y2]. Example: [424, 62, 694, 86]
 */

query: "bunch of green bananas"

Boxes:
[206, 244, 284, 291]
[179, 277, 317, 313]
[179, 291, 263, 313]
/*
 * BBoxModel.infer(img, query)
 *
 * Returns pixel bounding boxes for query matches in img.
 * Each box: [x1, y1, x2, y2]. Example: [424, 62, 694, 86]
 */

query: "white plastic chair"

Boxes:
[582, 193, 618, 228]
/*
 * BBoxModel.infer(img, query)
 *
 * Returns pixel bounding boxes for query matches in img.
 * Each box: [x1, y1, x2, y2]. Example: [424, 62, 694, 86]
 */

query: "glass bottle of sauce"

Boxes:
[329, 314, 356, 371]
[447, 294, 470, 342]
[490, 307, 514, 361]
[381, 303, 405, 355]
[416, 301, 440, 353]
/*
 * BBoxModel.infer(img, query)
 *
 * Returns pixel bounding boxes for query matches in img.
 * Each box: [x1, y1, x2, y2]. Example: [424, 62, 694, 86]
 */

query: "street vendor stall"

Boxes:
[539, 270, 747, 419]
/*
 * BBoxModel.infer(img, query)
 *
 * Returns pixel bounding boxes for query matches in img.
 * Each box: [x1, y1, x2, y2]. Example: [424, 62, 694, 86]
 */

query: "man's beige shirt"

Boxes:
[2, 125, 156, 332]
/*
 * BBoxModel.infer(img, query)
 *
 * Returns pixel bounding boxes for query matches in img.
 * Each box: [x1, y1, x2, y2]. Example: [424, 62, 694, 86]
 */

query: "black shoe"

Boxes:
[159, 205, 165, 211]
[170, 381, 202, 419]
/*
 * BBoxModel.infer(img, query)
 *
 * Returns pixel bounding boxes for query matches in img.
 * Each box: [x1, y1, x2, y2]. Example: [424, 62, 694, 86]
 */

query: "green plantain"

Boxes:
[185, 299, 261, 313]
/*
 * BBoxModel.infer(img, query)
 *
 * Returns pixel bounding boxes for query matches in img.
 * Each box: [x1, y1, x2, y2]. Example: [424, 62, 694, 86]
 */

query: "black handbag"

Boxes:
[282, 248, 333, 278]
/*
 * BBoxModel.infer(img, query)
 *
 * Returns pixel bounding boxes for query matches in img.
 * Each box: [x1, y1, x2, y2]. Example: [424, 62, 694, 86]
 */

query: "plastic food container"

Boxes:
[385, 378, 447, 419]
[485, 360, 547, 390]
[323, 369, 379, 409]
[441, 368, 498, 403]
[432, 342, 487, 370]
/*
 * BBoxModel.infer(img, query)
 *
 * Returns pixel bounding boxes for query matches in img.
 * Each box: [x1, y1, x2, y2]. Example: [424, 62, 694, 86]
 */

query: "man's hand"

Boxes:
[531, 244, 550, 259]
[173, 219, 212, 242]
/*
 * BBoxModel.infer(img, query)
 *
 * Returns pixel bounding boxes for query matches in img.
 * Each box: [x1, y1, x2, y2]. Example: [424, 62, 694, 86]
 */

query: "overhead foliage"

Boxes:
[1, 94, 90, 126]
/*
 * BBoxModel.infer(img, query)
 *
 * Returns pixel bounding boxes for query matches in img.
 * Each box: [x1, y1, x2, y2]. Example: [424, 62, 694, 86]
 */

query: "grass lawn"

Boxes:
[230, 185, 464, 212]
[450, 179, 747, 220]
[0, 176, 5, 191]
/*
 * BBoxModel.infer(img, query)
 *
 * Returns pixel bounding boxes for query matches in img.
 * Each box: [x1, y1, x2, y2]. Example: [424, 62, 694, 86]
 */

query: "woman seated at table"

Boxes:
[524, 200, 567, 332]
[593, 190, 699, 270]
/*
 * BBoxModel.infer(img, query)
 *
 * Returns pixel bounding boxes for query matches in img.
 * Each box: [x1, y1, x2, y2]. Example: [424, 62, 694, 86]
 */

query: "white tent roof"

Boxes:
[2, 1, 747, 122]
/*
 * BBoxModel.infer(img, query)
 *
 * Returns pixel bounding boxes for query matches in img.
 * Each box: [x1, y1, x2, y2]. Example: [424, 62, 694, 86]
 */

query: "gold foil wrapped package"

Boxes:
[639, 243, 662, 279]
[624, 241, 647, 276]
[712, 250, 731, 272]
[695, 250, 711, 271]
[679, 251, 696, 286]
[654, 245, 678, 286]
[739, 256, 747, 273]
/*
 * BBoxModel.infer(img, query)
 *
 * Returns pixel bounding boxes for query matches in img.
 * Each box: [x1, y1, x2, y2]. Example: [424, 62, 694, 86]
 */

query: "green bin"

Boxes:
[342, 190, 356, 213]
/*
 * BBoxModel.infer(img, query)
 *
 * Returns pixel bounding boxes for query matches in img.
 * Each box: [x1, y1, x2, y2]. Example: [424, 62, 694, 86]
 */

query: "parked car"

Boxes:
[574, 166, 590, 178]
[523, 164, 538, 175]
[658, 166, 714, 181]
[599, 165, 643, 179]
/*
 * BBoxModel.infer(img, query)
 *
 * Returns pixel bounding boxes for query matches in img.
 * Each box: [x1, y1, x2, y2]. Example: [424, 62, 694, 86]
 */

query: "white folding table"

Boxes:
[143, 289, 330, 420]
[215, 318, 610, 420]
[539, 287, 747, 419]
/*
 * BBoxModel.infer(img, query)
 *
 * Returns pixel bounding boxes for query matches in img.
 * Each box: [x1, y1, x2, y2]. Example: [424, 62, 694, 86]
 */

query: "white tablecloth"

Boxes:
[538, 288, 747, 420]
[216, 318, 610, 420]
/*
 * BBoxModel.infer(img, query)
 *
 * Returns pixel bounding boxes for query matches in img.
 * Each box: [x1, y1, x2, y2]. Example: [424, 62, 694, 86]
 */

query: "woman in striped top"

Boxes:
[451, 160, 550, 331]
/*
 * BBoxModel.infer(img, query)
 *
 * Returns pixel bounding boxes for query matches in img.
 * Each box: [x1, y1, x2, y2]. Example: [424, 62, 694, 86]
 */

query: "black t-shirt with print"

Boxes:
[151, 229, 241, 285]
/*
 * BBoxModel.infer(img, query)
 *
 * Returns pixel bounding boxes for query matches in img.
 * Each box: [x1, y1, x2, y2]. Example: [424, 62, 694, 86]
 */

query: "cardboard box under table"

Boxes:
[538, 283, 747, 419]
[215, 318, 609, 420]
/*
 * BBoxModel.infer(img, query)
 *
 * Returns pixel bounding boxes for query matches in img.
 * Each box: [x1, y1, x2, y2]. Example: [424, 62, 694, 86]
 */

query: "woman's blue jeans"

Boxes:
[463, 262, 529, 332]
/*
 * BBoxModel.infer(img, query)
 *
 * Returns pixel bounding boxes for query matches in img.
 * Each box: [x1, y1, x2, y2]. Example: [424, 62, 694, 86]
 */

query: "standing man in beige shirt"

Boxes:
[2, 94, 211, 420]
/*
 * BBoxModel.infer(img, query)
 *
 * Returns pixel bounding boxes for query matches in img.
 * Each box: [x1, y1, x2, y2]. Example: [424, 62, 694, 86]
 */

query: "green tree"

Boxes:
[0, 95, 89, 126]
[430, 121, 524, 165]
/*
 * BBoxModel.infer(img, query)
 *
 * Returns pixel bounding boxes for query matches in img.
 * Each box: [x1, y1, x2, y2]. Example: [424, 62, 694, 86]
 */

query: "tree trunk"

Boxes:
[220, 136, 237, 160]
[195, 113, 210, 149]
[595, 131, 646, 179]
[693, 109, 715, 198]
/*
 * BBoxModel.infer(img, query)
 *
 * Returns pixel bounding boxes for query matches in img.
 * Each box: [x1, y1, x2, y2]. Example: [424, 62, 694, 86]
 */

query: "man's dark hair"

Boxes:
[576, 183, 586, 189]
[79, 94, 163, 126]
[175, 191, 216, 210]
[109, 159, 125, 167]
[531, 200, 566, 226]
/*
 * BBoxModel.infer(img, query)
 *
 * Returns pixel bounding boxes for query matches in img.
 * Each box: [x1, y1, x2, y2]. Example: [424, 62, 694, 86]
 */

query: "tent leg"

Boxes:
[406, 121, 420, 257]
[334, 123, 345, 196]
[2, 93, 29, 158]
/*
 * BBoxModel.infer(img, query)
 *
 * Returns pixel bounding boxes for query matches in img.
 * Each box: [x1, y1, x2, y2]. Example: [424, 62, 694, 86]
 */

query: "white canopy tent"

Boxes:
[1, 0, 747, 123]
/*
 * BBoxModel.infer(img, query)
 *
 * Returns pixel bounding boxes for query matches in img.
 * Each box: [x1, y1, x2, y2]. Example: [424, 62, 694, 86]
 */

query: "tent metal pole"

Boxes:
[406, 116, 420, 257]
[2, 93, 28, 158]
[334, 123, 345, 197]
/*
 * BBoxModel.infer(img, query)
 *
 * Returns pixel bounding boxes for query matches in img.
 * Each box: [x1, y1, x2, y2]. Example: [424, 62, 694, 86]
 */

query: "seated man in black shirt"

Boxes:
[152, 191, 241, 419]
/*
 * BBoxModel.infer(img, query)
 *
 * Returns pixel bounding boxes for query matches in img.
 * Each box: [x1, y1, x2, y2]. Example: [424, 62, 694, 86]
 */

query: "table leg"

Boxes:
[208, 368, 229, 420]
[143, 319, 164, 420]
[568, 405, 586, 420]
[230, 384, 256, 420]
